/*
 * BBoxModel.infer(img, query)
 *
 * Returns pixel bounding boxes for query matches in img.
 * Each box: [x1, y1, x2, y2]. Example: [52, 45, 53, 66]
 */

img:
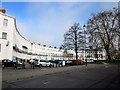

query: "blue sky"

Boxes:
[2, 2, 118, 47]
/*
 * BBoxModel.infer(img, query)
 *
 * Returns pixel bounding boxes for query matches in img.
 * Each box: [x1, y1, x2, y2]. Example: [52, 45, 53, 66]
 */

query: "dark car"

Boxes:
[54, 60, 63, 67]
[1, 59, 15, 68]
[0, 61, 4, 68]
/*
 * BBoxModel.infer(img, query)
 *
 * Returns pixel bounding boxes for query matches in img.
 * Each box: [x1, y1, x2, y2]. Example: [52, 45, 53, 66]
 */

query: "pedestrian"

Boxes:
[85, 59, 87, 66]
[32, 61, 35, 69]
[49, 63, 52, 68]
[15, 59, 18, 69]
[22, 60, 26, 69]
[30, 61, 32, 68]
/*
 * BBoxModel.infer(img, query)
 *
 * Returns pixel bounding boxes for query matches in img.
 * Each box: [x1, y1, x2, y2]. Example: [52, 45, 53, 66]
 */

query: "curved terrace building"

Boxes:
[0, 8, 106, 61]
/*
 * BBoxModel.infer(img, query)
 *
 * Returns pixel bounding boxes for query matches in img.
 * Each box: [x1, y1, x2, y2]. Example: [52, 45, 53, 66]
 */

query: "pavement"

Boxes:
[2, 63, 89, 82]
[0, 68, 2, 90]
[2, 63, 120, 88]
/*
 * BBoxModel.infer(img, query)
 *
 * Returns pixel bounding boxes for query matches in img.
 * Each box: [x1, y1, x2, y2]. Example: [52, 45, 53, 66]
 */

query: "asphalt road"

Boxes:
[2, 64, 120, 88]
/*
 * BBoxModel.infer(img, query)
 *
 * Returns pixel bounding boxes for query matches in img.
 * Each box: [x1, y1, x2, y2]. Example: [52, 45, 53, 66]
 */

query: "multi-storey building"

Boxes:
[0, 8, 106, 62]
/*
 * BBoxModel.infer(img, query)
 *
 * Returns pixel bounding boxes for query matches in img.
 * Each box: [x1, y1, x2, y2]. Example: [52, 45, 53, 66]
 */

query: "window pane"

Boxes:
[3, 19, 8, 26]
[2, 32, 7, 39]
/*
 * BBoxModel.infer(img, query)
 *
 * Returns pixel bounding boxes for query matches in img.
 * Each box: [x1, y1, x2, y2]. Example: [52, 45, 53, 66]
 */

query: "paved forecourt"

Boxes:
[2, 64, 120, 88]
[2, 64, 104, 83]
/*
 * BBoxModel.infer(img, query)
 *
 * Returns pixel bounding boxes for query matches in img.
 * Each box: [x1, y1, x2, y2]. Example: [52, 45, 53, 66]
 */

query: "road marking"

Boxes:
[42, 81, 49, 84]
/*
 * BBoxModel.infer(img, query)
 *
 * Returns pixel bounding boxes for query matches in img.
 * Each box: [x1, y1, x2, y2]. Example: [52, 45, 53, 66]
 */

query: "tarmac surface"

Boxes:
[2, 63, 120, 88]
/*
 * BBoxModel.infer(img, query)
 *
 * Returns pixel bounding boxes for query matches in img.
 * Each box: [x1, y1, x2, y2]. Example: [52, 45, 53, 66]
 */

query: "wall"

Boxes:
[0, 12, 14, 60]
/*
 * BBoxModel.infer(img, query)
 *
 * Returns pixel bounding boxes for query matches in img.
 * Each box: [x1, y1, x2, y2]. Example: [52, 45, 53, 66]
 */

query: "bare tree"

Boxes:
[61, 23, 85, 60]
[86, 8, 120, 62]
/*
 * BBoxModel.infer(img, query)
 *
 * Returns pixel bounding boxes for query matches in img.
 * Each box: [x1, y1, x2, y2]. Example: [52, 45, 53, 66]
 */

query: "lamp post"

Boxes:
[83, 25, 87, 66]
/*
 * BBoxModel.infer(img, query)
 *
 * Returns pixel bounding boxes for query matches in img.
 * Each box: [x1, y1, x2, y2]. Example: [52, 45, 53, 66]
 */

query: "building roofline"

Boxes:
[0, 12, 15, 19]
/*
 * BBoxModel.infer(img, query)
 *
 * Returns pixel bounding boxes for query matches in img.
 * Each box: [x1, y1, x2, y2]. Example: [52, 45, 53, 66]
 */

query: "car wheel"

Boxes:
[40, 64, 42, 67]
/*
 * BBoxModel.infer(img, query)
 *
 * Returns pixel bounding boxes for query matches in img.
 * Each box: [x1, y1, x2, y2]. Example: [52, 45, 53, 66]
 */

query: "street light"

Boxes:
[83, 25, 87, 66]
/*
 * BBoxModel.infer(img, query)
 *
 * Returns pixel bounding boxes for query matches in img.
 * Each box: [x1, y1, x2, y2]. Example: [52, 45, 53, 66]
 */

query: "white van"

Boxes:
[40, 60, 49, 66]
[34, 60, 52, 67]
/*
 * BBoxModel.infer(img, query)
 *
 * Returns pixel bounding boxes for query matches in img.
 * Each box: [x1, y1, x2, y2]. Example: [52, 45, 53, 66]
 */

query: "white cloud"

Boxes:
[15, 2, 94, 47]
[15, 2, 118, 47]
[18, 4, 61, 45]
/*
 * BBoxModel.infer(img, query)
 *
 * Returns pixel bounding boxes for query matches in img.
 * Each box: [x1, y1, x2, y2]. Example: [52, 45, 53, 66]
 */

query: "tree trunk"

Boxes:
[105, 46, 112, 62]
[106, 51, 112, 62]
[75, 49, 78, 60]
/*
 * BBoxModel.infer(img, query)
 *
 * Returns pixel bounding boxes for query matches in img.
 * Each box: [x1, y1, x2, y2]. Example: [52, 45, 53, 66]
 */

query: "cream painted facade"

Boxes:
[0, 9, 106, 61]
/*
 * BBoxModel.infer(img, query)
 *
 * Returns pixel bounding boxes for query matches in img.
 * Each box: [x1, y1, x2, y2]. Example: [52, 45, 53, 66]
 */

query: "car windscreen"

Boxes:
[40, 60, 46, 62]
[3, 60, 11, 62]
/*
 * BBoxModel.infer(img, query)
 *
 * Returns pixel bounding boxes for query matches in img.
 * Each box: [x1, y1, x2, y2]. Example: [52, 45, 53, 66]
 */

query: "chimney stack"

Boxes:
[0, 8, 6, 13]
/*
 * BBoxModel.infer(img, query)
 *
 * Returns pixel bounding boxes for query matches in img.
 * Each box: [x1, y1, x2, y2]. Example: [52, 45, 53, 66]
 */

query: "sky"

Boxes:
[2, 1, 118, 48]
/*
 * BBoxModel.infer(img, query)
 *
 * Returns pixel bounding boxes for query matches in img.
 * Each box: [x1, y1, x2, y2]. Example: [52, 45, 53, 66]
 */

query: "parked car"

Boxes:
[29, 59, 35, 64]
[85, 59, 94, 63]
[72, 59, 83, 65]
[65, 60, 73, 66]
[34, 59, 52, 67]
[40, 60, 51, 67]
[53, 60, 63, 67]
[0, 60, 4, 68]
[49, 60, 57, 67]
[34, 59, 41, 67]
[0, 59, 15, 68]
[12, 59, 26, 69]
